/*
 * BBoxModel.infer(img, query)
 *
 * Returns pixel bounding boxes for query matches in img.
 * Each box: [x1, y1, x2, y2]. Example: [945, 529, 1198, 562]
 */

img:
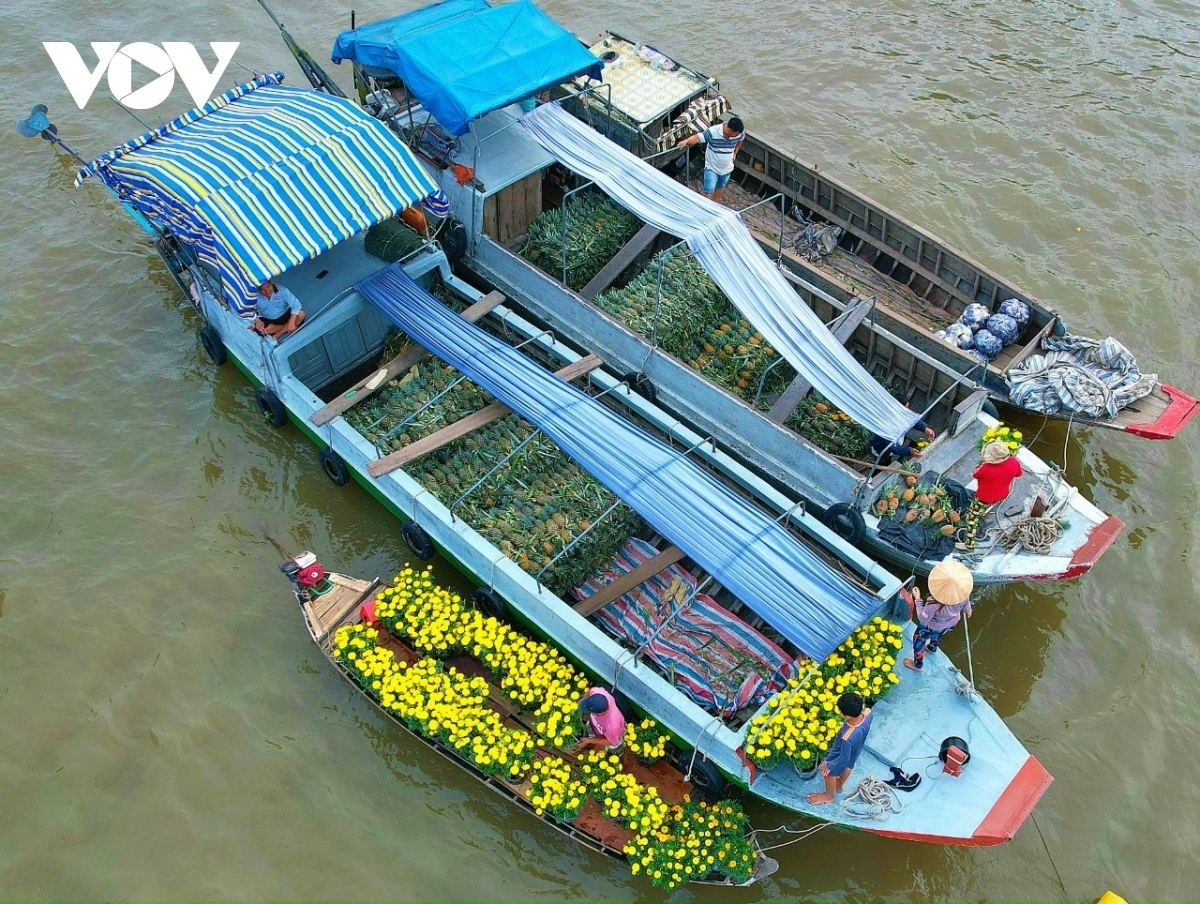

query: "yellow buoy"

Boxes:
[1096, 892, 1127, 904]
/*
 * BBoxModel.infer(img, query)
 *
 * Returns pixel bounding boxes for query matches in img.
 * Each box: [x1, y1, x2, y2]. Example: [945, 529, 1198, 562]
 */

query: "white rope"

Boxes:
[750, 821, 831, 852]
[840, 775, 904, 820]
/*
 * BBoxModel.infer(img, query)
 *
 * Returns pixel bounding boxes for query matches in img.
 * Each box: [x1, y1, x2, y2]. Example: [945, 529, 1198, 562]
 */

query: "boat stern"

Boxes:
[1124, 383, 1200, 440]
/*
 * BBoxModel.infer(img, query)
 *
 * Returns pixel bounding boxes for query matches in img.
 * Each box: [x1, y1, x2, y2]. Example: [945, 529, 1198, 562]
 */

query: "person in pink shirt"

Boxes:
[575, 688, 626, 752]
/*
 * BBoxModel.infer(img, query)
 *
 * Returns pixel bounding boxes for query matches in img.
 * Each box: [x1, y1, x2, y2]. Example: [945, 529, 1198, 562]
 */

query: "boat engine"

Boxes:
[939, 736, 971, 777]
[281, 551, 330, 602]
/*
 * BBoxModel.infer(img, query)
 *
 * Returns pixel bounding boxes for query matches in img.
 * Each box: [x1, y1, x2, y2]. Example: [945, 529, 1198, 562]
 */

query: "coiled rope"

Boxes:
[987, 515, 1063, 554]
[840, 776, 904, 820]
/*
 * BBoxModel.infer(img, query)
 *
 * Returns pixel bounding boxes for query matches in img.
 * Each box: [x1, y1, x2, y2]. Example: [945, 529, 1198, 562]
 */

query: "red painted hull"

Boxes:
[1124, 384, 1200, 440]
[867, 756, 1054, 847]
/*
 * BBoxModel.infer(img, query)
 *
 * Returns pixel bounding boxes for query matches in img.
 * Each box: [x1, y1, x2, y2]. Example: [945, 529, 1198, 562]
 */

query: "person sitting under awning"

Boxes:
[869, 417, 936, 463]
[250, 279, 306, 339]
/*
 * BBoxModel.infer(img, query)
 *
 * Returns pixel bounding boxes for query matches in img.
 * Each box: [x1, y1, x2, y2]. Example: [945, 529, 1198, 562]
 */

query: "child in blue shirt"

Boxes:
[807, 693, 874, 805]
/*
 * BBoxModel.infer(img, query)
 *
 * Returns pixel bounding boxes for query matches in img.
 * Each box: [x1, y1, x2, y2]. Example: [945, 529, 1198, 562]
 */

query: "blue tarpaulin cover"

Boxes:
[355, 262, 884, 661]
[330, 0, 603, 136]
[521, 103, 921, 442]
[78, 74, 437, 315]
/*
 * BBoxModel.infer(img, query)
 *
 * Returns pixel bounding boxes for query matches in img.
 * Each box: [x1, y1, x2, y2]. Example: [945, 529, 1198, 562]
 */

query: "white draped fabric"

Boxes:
[520, 103, 919, 442]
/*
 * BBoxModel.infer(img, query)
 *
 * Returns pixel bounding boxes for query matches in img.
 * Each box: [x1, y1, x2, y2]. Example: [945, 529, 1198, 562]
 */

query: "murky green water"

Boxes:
[2, 0, 1198, 900]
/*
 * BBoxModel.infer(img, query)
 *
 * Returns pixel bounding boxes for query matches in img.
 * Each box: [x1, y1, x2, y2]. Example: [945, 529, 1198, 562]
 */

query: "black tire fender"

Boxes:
[981, 399, 1000, 419]
[254, 387, 287, 428]
[823, 502, 866, 545]
[687, 756, 727, 802]
[441, 219, 469, 267]
[472, 586, 508, 620]
[621, 371, 658, 404]
[611, 689, 639, 722]
[199, 325, 227, 366]
[402, 521, 435, 561]
[319, 447, 349, 486]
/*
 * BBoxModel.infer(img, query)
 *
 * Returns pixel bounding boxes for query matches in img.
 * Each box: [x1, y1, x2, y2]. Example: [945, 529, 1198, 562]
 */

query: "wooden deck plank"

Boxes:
[575, 798, 637, 849]
[311, 577, 382, 643]
[619, 750, 692, 806]
[572, 547, 686, 618]
[309, 291, 505, 426]
[367, 354, 604, 478]
[580, 224, 662, 300]
[765, 297, 873, 423]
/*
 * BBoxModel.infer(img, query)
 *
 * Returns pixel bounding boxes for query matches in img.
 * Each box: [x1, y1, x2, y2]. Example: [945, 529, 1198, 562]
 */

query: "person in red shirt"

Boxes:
[957, 441, 1023, 550]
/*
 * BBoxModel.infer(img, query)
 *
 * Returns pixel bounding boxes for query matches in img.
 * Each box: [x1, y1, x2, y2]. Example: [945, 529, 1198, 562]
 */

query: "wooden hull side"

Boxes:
[733, 132, 1050, 324]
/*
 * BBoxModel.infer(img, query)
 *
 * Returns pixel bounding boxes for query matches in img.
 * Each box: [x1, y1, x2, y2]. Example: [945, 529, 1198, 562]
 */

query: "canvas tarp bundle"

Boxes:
[355, 262, 885, 661]
[330, 0, 603, 137]
[78, 75, 437, 315]
[519, 103, 919, 442]
[1006, 334, 1157, 419]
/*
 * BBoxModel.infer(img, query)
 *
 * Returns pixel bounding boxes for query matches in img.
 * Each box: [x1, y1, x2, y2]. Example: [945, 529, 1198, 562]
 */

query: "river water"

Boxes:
[1, 0, 1197, 900]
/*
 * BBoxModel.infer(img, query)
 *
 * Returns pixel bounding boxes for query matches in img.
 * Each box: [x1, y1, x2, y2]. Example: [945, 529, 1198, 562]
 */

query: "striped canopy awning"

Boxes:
[77, 73, 438, 314]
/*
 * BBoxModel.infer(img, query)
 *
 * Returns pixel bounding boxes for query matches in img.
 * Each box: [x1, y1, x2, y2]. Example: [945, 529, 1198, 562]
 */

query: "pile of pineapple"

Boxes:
[873, 470, 964, 540]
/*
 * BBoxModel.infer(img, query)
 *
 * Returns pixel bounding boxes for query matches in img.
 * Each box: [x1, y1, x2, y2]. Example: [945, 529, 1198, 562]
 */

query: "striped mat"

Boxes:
[574, 539, 796, 715]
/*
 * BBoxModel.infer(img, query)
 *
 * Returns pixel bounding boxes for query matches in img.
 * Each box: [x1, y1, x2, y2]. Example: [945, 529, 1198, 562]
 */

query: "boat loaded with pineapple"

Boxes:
[321, 0, 1125, 583]
[29, 66, 1048, 851]
[336, 5, 1197, 442]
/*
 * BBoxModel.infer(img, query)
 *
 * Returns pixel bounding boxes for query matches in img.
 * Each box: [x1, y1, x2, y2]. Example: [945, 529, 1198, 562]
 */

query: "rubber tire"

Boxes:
[402, 521, 435, 561]
[442, 219, 469, 266]
[319, 447, 349, 486]
[255, 388, 287, 428]
[981, 399, 1000, 419]
[621, 371, 658, 404]
[611, 689, 639, 722]
[687, 756, 727, 802]
[472, 586, 508, 620]
[200, 325, 227, 366]
[823, 502, 866, 545]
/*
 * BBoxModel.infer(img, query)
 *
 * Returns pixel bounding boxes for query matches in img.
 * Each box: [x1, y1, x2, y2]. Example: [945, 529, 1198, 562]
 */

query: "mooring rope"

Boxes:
[987, 515, 1063, 554]
[840, 775, 904, 820]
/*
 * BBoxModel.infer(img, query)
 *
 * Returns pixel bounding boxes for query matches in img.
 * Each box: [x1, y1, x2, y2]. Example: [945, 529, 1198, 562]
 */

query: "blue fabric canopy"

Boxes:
[355, 263, 884, 661]
[331, 0, 603, 136]
[77, 74, 437, 315]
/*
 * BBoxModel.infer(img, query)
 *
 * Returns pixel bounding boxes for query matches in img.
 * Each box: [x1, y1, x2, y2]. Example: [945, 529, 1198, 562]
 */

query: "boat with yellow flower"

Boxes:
[285, 554, 778, 889]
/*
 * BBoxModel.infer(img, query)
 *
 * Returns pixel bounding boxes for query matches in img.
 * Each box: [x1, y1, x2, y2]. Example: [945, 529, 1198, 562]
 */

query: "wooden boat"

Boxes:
[725, 133, 1200, 441]
[36, 60, 1050, 848]
[330, 18, 1123, 584]
[287, 559, 778, 887]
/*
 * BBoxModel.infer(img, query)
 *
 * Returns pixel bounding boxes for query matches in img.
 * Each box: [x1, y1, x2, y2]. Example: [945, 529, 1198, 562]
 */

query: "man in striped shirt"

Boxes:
[676, 115, 745, 202]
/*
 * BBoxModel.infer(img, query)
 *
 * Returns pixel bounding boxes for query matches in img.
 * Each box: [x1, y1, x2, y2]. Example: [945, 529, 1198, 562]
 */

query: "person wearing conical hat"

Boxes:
[957, 440, 1023, 551]
[902, 560, 973, 673]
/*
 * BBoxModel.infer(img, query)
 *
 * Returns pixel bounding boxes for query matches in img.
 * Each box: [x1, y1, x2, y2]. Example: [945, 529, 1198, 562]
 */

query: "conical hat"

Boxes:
[928, 559, 973, 604]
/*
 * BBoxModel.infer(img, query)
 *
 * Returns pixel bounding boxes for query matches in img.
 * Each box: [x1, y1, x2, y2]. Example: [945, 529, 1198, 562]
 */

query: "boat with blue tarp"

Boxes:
[29, 34, 1049, 865]
[324, 0, 1123, 586]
